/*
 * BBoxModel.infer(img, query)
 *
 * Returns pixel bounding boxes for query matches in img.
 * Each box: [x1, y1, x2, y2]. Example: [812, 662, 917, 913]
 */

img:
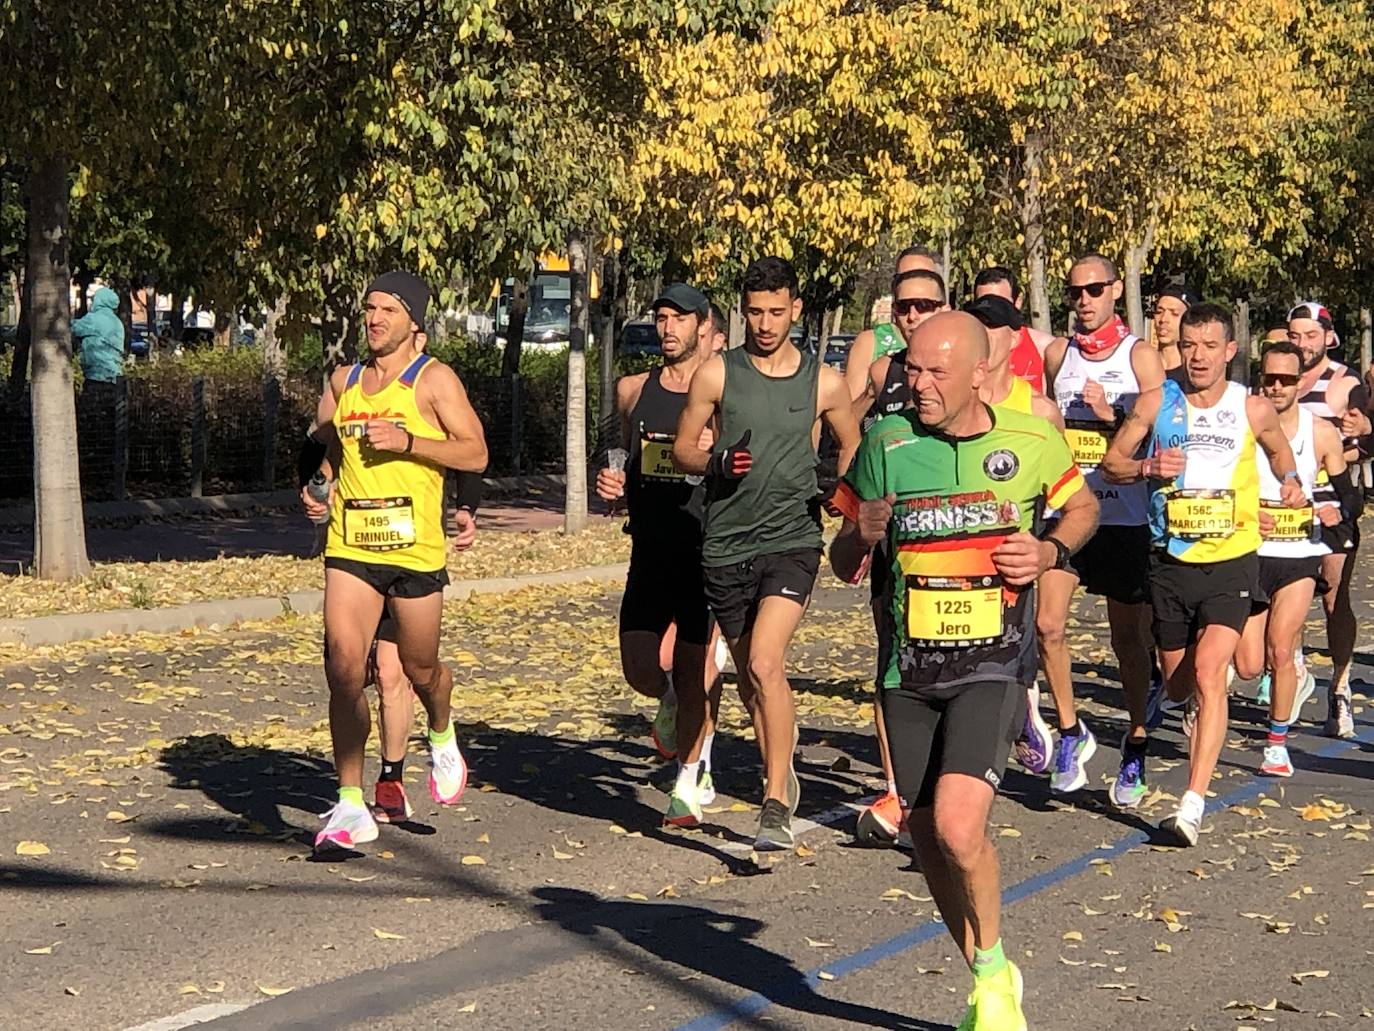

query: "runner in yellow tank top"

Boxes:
[301, 271, 488, 854]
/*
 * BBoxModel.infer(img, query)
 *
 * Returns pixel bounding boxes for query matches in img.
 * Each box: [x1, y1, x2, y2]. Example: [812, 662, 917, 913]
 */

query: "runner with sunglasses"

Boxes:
[1103, 303, 1302, 845]
[1288, 301, 1368, 738]
[1035, 254, 1165, 807]
[843, 246, 942, 410]
[1234, 343, 1348, 776]
[853, 266, 950, 847]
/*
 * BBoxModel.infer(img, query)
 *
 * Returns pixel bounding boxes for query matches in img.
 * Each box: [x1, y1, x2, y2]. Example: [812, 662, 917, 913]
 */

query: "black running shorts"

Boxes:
[702, 548, 821, 640]
[1252, 555, 1322, 610]
[620, 538, 713, 646]
[1068, 523, 1151, 604]
[1149, 551, 1258, 652]
[880, 679, 1026, 809]
[325, 557, 449, 598]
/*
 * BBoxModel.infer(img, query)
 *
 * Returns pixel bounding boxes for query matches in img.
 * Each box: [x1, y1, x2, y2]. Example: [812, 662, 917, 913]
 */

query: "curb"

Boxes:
[0, 561, 627, 648]
[0, 475, 570, 530]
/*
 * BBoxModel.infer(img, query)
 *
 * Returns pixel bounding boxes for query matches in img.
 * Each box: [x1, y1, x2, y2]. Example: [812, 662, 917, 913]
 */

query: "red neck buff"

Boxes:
[1074, 315, 1131, 357]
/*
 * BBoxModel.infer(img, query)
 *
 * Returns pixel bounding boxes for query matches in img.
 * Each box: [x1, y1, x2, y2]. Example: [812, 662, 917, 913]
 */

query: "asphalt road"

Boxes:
[1, 576, 1371, 1031]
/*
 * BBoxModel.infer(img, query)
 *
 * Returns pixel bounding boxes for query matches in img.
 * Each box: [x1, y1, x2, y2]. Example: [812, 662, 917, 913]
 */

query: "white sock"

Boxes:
[1180, 789, 1205, 819]
[700, 732, 715, 772]
[886, 778, 898, 798]
[676, 761, 700, 797]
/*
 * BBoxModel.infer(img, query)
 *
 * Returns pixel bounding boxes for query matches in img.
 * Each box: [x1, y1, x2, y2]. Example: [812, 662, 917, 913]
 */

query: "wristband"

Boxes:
[1281, 470, 1299, 482]
[404, 430, 414, 454]
[451, 470, 483, 514]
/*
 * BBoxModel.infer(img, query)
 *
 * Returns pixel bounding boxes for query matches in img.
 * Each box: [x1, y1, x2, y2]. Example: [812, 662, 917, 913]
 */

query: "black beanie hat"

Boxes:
[365, 270, 430, 327]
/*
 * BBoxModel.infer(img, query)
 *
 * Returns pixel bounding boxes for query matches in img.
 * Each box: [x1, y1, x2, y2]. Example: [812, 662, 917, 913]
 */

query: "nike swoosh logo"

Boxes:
[788, 405, 807, 413]
[885, 382, 902, 393]
[780, 587, 800, 596]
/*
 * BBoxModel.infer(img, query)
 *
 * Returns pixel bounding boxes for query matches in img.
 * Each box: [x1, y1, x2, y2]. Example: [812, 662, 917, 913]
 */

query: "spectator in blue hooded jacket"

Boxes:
[72, 286, 126, 383]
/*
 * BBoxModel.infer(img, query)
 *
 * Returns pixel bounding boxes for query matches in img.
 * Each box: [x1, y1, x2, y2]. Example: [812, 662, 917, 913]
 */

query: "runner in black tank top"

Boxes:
[673, 256, 861, 852]
[594, 283, 726, 827]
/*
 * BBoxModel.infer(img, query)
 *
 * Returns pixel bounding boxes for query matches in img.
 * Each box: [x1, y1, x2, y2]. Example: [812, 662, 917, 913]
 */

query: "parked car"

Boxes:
[788, 326, 818, 354]
[620, 319, 660, 356]
[823, 333, 855, 369]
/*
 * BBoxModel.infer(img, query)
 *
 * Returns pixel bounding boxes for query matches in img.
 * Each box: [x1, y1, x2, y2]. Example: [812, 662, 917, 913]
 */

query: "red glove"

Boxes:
[708, 430, 753, 480]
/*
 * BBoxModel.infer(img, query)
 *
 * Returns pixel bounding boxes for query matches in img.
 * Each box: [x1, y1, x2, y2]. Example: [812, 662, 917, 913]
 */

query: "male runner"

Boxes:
[674, 256, 860, 850]
[852, 266, 949, 845]
[595, 283, 720, 827]
[704, 302, 729, 357]
[304, 270, 488, 852]
[1102, 303, 1302, 845]
[962, 294, 1063, 426]
[1234, 343, 1349, 777]
[1037, 254, 1165, 805]
[843, 246, 941, 405]
[1150, 285, 1192, 374]
[972, 266, 1054, 393]
[831, 312, 1097, 1031]
[1289, 301, 1367, 737]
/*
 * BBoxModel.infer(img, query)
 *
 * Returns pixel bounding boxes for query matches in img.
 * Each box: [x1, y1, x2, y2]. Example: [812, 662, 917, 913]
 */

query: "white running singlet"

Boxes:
[1257, 407, 1328, 559]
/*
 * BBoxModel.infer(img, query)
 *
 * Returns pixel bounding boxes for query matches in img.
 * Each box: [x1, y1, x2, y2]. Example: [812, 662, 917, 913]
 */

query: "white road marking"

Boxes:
[123, 1002, 251, 1031]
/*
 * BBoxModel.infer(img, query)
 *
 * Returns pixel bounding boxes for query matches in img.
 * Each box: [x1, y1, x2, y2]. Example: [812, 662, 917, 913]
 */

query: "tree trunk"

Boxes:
[320, 263, 358, 376]
[1360, 306, 1372, 375]
[597, 247, 618, 448]
[1123, 219, 1156, 338]
[168, 291, 185, 345]
[262, 295, 288, 382]
[564, 231, 589, 534]
[1234, 297, 1251, 386]
[830, 305, 844, 339]
[501, 274, 531, 377]
[1020, 134, 1051, 334]
[28, 152, 90, 580]
[213, 306, 234, 349]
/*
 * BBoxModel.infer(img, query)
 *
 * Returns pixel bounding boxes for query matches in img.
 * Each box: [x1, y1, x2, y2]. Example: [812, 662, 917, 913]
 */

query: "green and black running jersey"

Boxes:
[834, 406, 1084, 692]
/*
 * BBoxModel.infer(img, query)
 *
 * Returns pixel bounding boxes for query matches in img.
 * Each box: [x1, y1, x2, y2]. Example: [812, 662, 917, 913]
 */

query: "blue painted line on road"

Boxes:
[672, 720, 1371, 1031]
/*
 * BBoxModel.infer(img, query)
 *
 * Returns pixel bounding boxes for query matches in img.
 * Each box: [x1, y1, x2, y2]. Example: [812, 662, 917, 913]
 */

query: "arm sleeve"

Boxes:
[296, 436, 327, 487]
[1330, 468, 1363, 525]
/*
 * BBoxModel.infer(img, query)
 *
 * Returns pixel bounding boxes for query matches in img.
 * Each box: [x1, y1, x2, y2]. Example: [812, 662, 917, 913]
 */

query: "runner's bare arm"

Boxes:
[1130, 337, 1166, 393]
[1248, 394, 1302, 504]
[819, 365, 862, 475]
[1030, 392, 1065, 432]
[1048, 481, 1098, 555]
[1314, 416, 1349, 479]
[1312, 416, 1358, 525]
[409, 364, 489, 471]
[843, 328, 877, 401]
[672, 354, 725, 475]
[1100, 387, 1163, 483]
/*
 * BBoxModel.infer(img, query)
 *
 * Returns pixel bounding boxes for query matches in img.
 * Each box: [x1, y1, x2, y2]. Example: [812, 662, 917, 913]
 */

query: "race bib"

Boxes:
[1260, 503, 1315, 541]
[1064, 421, 1113, 469]
[905, 575, 1003, 647]
[1165, 489, 1235, 540]
[343, 497, 416, 552]
[639, 431, 682, 481]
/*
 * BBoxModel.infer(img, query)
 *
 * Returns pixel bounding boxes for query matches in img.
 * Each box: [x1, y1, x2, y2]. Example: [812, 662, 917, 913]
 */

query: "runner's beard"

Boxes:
[664, 335, 699, 366]
[1300, 346, 1324, 372]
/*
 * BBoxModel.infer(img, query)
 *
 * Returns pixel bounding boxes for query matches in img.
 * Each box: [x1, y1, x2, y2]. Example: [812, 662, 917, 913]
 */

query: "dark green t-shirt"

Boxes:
[835, 406, 1083, 691]
[702, 346, 822, 566]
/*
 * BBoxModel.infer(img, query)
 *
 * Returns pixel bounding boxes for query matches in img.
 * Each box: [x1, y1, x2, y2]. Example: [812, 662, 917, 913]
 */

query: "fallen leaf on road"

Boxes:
[624, 892, 648, 901]
[461, 855, 486, 866]
[805, 937, 835, 948]
[178, 985, 200, 995]
[1291, 970, 1330, 984]
[1153, 942, 1171, 953]
[373, 928, 405, 941]
[818, 971, 836, 981]
[1062, 931, 1084, 942]
[25, 942, 59, 955]
[458, 1001, 477, 1014]
[15, 841, 49, 856]
[257, 984, 293, 997]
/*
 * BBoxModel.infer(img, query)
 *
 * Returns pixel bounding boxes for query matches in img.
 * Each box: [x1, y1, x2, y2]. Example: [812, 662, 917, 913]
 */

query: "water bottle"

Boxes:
[306, 472, 332, 525]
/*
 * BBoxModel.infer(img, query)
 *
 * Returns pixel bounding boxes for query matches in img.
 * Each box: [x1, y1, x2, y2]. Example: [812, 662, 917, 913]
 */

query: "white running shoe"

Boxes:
[1159, 797, 1203, 847]
[1259, 744, 1294, 777]
[429, 733, 469, 805]
[315, 800, 379, 853]
[1284, 668, 1317, 725]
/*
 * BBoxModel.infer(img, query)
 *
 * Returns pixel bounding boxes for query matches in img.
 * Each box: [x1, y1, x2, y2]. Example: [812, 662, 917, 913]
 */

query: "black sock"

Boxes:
[379, 756, 405, 782]
[1060, 722, 1081, 737]
[1124, 735, 1147, 757]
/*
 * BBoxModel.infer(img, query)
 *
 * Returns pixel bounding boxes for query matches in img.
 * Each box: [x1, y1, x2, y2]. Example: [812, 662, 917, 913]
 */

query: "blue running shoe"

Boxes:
[1110, 739, 1147, 809]
[1014, 684, 1053, 774]
[1050, 721, 1096, 794]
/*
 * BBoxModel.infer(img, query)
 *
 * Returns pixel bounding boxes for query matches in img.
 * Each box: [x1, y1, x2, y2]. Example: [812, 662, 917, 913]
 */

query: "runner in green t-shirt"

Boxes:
[831, 312, 1098, 1031]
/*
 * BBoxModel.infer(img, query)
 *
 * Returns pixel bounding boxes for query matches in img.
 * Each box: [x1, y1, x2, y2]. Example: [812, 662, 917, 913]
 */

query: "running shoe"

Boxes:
[754, 798, 794, 851]
[1285, 668, 1317, 724]
[1014, 684, 1053, 774]
[314, 800, 378, 853]
[663, 783, 703, 828]
[651, 696, 678, 760]
[855, 790, 902, 846]
[372, 779, 413, 823]
[1049, 722, 1096, 794]
[1325, 691, 1356, 739]
[429, 734, 468, 805]
[1254, 671, 1271, 707]
[1259, 744, 1294, 778]
[697, 768, 717, 806]
[1110, 743, 1147, 809]
[961, 962, 1026, 1031]
[1158, 800, 1203, 847]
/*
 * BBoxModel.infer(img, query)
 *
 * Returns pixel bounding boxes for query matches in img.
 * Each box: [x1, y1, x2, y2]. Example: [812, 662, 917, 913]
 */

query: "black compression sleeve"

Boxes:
[1331, 468, 1363, 524]
[296, 436, 328, 487]
[449, 470, 482, 513]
